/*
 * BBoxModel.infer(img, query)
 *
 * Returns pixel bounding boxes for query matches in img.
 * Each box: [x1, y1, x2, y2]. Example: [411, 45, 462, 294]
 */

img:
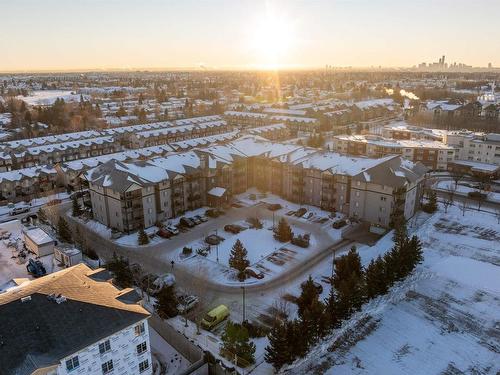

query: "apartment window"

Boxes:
[99, 340, 111, 354]
[101, 360, 113, 374]
[139, 360, 149, 373]
[137, 341, 147, 355]
[380, 196, 387, 201]
[355, 191, 360, 197]
[135, 322, 145, 336]
[66, 356, 79, 372]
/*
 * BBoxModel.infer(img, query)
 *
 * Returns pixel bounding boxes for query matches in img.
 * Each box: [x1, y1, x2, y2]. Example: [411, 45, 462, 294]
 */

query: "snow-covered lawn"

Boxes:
[286, 204, 500, 375]
[434, 180, 500, 203]
[149, 327, 190, 375]
[17, 90, 89, 106]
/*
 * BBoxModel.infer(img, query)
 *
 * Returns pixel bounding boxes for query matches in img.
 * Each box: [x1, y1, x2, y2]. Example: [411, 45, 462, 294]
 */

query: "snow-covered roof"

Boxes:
[25, 228, 54, 246]
[208, 187, 226, 197]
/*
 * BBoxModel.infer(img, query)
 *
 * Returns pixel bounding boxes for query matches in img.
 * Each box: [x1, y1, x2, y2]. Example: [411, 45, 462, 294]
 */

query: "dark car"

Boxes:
[180, 217, 195, 228]
[266, 203, 282, 211]
[285, 210, 296, 216]
[245, 267, 264, 279]
[301, 280, 323, 294]
[157, 228, 172, 238]
[294, 208, 307, 217]
[468, 191, 487, 199]
[224, 224, 242, 234]
[332, 219, 347, 229]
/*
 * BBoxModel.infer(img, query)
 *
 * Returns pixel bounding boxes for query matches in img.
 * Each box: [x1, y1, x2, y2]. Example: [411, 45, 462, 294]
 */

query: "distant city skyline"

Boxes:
[1, 0, 499, 72]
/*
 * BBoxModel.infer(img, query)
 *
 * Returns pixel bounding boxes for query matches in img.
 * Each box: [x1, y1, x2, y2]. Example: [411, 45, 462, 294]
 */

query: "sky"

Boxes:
[1, 0, 499, 71]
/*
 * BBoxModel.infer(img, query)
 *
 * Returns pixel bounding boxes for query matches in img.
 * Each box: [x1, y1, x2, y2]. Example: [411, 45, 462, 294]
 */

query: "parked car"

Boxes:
[195, 214, 208, 222]
[304, 212, 314, 220]
[294, 208, 307, 217]
[245, 267, 264, 279]
[468, 191, 487, 199]
[141, 273, 176, 295]
[179, 217, 195, 228]
[266, 203, 282, 211]
[190, 216, 202, 225]
[9, 206, 30, 216]
[165, 225, 179, 235]
[224, 224, 242, 234]
[201, 305, 230, 330]
[157, 228, 172, 239]
[332, 219, 347, 229]
[26, 259, 47, 277]
[205, 234, 224, 245]
[177, 295, 199, 314]
[301, 280, 323, 294]
[285, 210, 296, 216]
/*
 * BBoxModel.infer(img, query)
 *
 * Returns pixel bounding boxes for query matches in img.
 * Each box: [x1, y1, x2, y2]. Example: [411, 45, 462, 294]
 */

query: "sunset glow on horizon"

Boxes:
[1, 0, 499, 72]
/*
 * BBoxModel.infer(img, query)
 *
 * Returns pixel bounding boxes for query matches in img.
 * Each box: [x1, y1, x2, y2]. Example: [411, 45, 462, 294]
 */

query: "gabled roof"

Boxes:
[0, 264, 149, 375]
[352, 157, 427, 188]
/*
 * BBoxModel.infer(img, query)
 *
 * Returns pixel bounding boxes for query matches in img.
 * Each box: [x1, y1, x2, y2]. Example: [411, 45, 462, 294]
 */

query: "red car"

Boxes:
[157, 228, 172, 238]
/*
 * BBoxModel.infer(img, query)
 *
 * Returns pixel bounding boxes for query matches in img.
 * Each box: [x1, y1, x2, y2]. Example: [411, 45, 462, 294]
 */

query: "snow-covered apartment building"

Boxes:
[86, 135, 427, 232]
[445, 130, 500, 165]
[0, 264, 152, 375]
[331, 134, 455, 170]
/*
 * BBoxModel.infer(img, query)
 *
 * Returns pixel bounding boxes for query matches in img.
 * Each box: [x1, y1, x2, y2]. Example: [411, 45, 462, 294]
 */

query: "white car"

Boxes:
[177, 295, 199, 313]
[166, 225, 179, 235]
[9, 206, 30, 216]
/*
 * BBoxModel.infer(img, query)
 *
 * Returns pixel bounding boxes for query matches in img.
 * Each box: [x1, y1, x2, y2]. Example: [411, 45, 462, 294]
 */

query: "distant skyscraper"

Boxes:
[488, 62, 492, 69]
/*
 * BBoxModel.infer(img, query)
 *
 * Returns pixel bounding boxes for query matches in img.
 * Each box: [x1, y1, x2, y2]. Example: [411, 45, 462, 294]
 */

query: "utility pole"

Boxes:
[241, 286, 246, 323]
[215, 229, 219, 263]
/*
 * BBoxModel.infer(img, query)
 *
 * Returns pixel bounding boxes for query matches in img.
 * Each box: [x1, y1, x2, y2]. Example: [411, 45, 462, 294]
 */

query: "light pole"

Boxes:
[241, 286, 246, 323]
[215, 229, 219, 263]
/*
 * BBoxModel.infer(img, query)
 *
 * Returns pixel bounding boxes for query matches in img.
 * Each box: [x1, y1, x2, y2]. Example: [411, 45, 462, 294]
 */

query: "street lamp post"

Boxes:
[215, 229, 219, 263]
[241, 286, 246, 323]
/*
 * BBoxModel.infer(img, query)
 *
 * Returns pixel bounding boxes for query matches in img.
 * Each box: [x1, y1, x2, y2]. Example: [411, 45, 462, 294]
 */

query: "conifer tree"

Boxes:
[155, 285, 179, 318]
[58, 217, 72, 243]
[365, 256, 388, 299]
[138, 227, 150, 245]
[265, 321, 291, 370]
[72, 196, 82, 217]
[106, 253, 134, 288]
[228, 239, 250, 280]
[220, 321, 256, 366]
[275, 217, 293, 242]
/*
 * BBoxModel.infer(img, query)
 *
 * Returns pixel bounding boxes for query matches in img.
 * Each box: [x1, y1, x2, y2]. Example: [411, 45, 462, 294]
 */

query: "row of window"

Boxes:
[65, 323, 148, 374]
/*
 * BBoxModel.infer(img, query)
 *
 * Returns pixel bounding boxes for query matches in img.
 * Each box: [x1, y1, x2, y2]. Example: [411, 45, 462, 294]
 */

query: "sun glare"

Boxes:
[249, 9, 295, 69]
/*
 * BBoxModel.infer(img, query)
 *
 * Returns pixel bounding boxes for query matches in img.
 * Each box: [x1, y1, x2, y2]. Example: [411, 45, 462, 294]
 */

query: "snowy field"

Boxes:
[434, 180, 500, 203]
[287, 204, 500, 375]
[17, 90, 89, 106]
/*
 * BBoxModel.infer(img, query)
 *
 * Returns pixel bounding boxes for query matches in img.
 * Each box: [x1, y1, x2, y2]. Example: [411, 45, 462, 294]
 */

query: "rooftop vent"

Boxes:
[21, 296, 31, 303]
[47, 293, 67, 304]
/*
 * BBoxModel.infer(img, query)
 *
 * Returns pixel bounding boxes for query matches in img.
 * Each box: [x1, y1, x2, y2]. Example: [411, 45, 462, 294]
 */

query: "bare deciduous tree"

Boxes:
[460, 199, 469, 216]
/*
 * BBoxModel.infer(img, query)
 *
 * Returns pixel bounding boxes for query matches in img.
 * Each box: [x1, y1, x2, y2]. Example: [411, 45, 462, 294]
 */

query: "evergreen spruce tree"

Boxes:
[155, 285, 179, 318]
[265, 321, 292, 370]
[365, 256, 388, 299]
[228, 239, 250, 280]
[72, 196, 82, 217]
[296, 276, 320, 319]
[106, 253, 134, 288]
[287, 319, 308, 359]
[138, 228, 150, 245]
[220, 321, 256, 366]
[58, 217, 72, 243]
[275, 217, 293, 242]
[408, 235, 424, 271]
[423, 191, 438, 213]
[38, 207, 47, 223]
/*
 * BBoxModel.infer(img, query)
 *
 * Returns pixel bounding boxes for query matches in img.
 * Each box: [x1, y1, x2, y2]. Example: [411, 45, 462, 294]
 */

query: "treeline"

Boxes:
[265, 223, 423, 371]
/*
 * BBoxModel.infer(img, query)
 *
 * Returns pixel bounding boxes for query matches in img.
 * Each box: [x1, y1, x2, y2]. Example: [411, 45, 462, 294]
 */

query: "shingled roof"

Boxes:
[0, 264, 149, 375]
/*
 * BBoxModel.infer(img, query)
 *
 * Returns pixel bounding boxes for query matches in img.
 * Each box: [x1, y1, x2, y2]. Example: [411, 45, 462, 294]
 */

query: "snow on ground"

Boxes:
[435, 180, 500, 203]
[17, 90, 89, 106]
[0, 220, 62, 292]
[149, 327, 190, 375]
[0, 191, 70, 218]
[286, 204, 500, 375]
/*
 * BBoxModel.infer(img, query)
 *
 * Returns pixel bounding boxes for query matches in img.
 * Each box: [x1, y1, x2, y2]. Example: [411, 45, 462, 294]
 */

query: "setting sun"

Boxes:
[249, 8, 295, 69]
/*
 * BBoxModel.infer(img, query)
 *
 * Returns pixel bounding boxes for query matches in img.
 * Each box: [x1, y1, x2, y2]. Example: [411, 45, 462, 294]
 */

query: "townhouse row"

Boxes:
[0, 115, 228, 171]
[0, 131, 240, 203]
[85, 135, 427, 233]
